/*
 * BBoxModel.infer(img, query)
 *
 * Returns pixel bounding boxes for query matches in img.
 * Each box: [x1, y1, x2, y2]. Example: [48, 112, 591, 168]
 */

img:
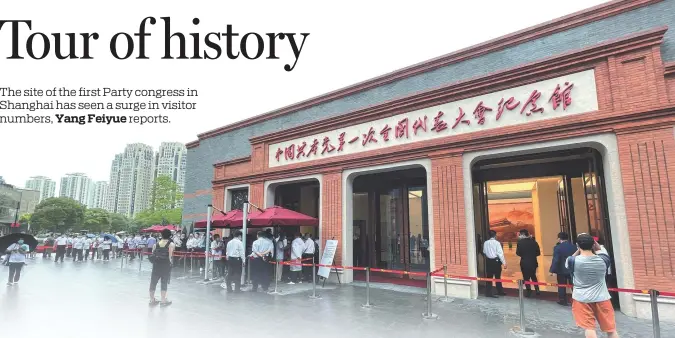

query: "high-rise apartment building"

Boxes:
[91, 181, 109, 209]
[107, 143, 155, 218]
[25, 176, 56, 203]
[154, 142, 187, 206]
[59, 173, 93, 206]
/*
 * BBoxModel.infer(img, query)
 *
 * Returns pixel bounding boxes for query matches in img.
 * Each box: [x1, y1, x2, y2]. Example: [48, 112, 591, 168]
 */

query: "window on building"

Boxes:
[230, 189, 248, 211]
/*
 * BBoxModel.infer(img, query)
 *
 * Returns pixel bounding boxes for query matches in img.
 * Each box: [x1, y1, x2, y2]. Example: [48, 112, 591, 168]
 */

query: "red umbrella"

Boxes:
[248, 206, 318, 227]
[194, 210, 234, 228]
[10, 222, 21, 228]
[226, 209, 262, 228]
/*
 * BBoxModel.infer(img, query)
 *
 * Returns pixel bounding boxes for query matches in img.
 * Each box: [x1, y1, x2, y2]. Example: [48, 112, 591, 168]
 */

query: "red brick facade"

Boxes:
[204, 25, 675, 296]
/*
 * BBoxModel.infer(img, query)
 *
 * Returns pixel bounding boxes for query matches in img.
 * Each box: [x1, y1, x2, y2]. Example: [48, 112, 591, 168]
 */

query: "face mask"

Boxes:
[17, 240, 24, 244]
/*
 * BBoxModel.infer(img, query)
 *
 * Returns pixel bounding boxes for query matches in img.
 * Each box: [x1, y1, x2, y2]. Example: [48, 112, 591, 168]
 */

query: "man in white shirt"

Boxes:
[66, 236, 73, 257]
[274, 234, 288, 282]
[223, 230, 245, 292]
[482, 230, 507, 298]
[289, 233, 305, 284]
[302, 234, 316, 282]
[249, 231, 273, 292]
[84, 237, 93, 261]
[128, 235, 138, 261]
[55, 234, 67, 263]
[73, 235, 84, 262]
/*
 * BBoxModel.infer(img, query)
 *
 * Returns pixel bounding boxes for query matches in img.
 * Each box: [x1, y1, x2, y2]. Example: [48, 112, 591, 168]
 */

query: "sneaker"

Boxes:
[6, 282, 12, 286]
[159, 300, 172, 307]
[149, 299, 159, 306]
[287, 282, 295, 285]
[12, 281, 18, 285]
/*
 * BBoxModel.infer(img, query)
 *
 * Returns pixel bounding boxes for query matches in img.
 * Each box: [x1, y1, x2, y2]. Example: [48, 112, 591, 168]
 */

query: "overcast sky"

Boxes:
[0, 0, 606, 191]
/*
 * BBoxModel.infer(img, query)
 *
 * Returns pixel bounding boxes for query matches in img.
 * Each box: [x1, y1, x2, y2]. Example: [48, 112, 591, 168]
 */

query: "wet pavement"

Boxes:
[1, 256, 672, 338]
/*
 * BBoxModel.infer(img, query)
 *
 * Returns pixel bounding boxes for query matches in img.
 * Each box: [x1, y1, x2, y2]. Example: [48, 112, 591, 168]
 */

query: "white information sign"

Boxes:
[317, 239, 338, 279]
[269, 70, 598, 167]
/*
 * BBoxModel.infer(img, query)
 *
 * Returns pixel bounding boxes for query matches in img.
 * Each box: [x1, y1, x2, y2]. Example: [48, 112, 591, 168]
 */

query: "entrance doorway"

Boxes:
[352, 167, 430, 284]
[273, 181, 320, 238]
[472, 148, 618, 305]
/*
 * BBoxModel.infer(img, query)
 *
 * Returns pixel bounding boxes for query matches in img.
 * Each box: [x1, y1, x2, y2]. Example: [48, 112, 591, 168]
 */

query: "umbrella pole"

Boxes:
[205, 205, 212, 282]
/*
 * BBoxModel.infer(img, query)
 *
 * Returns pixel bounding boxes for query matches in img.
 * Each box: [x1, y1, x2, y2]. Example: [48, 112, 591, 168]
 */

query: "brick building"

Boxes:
[184, 0, 675, 320]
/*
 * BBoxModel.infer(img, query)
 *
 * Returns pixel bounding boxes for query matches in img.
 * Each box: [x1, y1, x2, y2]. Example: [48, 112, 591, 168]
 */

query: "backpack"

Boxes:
[149, 242, 170, 264]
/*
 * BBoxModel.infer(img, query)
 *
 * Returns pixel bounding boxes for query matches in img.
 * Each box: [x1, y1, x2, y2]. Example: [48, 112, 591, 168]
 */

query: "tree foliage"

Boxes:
[30, 197, 85, 234]
[109, 213, 130, 233]
[134, 208, 182, 228]
[83, 208, 110, 233]
[150, 176, 182, 211]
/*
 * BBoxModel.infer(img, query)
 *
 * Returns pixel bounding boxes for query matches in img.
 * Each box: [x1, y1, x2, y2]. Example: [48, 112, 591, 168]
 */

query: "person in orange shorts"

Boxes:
[566, 233, 618, 338]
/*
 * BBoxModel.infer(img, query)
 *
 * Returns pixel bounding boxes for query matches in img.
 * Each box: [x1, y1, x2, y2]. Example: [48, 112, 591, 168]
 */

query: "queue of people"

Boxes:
[482, 230, 618, 338]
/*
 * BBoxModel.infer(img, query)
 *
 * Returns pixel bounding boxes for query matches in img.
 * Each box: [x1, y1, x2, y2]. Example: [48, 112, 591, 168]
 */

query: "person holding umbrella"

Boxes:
[5, 237, 29, 286]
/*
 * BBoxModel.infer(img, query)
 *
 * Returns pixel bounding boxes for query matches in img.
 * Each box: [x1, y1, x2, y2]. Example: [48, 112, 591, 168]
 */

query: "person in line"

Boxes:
[6, 238, 29, 286]
[274, 233, 287, 282]
[550, 232, 577, 306]
[73, 235, 84, 262]
[288, 233, 304, 284]
[128, 235, 138, 261]
[116, 237, 125, 258]
[136, 234, 147, 261]
[102, 237, 112, 261]
[482, 230, 507, 298]
[223, 230, 245, 292]
[196, 233, 206, 271]
[54, 234, 67, 263]
[149, 229, 175, 307]
[96, 237, 103, 260]
[302, 233, 316, 282]
[567, 234, 618, 338]
[211, 234, 225, 279]
[147, 234, 157, 255]
[516, 229, 541, 297]
[249, 231, 273, 292]
[43, 235, 54, 259]
[84, 236, 93, 261]
[66, 235, 73, 257]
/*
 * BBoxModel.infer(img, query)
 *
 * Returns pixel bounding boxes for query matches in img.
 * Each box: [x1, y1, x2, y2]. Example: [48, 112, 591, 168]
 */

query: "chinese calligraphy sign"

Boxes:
[269, 70, 598, 167]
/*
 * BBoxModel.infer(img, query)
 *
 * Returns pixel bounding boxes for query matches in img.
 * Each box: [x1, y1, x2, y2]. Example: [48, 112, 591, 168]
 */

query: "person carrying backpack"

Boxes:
[149, 229, 175, 307]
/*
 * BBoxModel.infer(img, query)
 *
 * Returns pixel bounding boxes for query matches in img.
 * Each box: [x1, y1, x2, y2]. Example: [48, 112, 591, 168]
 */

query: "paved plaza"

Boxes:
[0, 257, 672, 338]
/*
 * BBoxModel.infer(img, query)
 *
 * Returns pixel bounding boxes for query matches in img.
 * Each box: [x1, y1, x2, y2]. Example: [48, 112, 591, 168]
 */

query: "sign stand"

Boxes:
[317, 239, 339, 287]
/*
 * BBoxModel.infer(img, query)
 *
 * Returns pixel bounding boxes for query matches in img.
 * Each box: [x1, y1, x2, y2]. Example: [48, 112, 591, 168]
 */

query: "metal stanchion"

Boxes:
[183, 253, 187, 273]
[422, 272, 438, 319]
[438, 265, 453, 303]
[138, 250, 142, 272]
[650, 289, 661, 338]
[511, 280, 535, 336]
[120, 251, 124, 269]
[269, 260, 282, 295]
[362, 267, 373, 308]
[246, 258, 252, 285]
[190, 254, 194, 275]
[309, 260, 321, 299]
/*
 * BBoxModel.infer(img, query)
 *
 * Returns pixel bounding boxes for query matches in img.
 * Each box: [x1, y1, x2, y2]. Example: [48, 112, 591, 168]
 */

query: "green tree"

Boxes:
[109, 213, 130, 233]
[134, 208, 182, 228]
[150, 176, 183, 211]
[84, 208, 110, 233]
[19, 213, 33, 232]
[30, 197, 86, 234]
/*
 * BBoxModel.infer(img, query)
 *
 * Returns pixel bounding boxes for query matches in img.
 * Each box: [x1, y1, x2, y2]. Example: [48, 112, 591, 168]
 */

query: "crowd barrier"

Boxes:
[116, 249, 669, 337]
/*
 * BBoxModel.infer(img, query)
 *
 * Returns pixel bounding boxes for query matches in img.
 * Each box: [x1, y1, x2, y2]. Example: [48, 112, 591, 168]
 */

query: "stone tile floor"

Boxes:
[0, 257, 671, 338]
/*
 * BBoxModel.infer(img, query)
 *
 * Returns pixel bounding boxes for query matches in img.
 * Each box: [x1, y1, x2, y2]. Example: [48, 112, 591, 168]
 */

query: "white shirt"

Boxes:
[275, 238, 287, 260]
[250, 238, 272, 258]
[226, 238, 245, 259]
[291, 238, 305, 260]
[186, 237, 196, 249]
[56, 237, 67, 245]
[102, 240, 112, 250]
[304, 238, 315, 254]
[73, 238, 84, 250]
[84, 238, 92, 249]
[66, 238, 73, 245]
[7, 243, 29, 263]
[483, 238, 506, 264]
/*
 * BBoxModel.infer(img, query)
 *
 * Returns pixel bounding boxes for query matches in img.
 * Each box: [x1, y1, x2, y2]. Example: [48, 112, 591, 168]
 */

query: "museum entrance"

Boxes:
[472, 147, 618, 306]
[273, 180, 320, 239]
[352, 167, 430, 286]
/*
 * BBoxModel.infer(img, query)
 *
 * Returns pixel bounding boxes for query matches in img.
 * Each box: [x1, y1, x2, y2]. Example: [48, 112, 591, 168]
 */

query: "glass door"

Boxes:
[408, 186, 429, 272]
[474, 181, 490, 278]
[557, 176, 572, 238]
[379, 187, 403, 270]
